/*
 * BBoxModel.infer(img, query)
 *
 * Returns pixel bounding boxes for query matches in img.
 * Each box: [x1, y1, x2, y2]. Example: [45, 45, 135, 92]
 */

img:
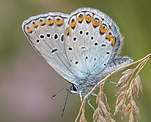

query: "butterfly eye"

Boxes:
[72, 85, 78, 91]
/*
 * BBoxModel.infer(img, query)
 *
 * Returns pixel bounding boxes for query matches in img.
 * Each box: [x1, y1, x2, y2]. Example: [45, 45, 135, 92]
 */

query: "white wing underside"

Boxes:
[22, 12, 78, 85]
[22, 8, 133, 86]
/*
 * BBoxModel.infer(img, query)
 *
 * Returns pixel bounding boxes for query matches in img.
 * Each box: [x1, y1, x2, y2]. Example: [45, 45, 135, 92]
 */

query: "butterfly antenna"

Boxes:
[51, 85, 70, 98]
[61, 91, 69, 116]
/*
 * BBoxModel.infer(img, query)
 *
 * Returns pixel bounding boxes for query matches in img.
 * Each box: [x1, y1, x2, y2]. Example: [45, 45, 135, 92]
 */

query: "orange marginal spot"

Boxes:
[66, 27, 70, 35]
[47, 19, 54, 26]
[111, 37, 115, 46]
[77, 14, 84, 23]
[106, 34, 112, 41]
[70, 19, 76, 29]
[27, 27, 33, 33]
[106, 34, 115, 46]
[85, 14, 93, 23]
[39, 20, 46, 26]
[55, 19, 63, 26]
[100, 24, 109, 33]
[92, 18, 101, 27]
[32, 22, 38, 28]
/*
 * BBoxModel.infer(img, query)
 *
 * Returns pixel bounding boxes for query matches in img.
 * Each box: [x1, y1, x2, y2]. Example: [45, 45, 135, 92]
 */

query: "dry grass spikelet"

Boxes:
[114, 60, 145, 121]
[79, 102, 87, 122]
[93, 83, 115, 122]
[79, 114, 87, 122]
[114, 69, 134, 119]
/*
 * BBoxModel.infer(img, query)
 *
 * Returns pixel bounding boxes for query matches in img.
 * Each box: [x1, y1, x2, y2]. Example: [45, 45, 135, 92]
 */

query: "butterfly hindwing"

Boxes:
[64, 8, 123, 78]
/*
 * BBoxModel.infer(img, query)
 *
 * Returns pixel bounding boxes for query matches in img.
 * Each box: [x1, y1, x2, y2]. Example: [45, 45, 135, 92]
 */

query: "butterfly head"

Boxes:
[69, 81, 97, 96]
[69, 84, 79, 94]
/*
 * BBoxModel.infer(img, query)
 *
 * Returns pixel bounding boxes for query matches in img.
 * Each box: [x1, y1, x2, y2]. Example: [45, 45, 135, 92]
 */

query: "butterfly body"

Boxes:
[22, 8, 133, 96]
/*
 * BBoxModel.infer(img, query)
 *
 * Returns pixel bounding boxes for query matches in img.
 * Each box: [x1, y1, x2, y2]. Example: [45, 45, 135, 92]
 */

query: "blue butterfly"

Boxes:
[22, 7, 133, 112]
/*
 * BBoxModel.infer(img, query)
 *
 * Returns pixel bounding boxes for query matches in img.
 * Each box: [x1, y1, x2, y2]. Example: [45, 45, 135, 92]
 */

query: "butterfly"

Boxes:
[22, 7, 133, 109]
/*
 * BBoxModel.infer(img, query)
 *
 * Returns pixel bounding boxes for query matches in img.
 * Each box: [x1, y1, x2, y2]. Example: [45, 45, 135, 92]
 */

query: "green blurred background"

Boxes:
[0, 0, 151, 122]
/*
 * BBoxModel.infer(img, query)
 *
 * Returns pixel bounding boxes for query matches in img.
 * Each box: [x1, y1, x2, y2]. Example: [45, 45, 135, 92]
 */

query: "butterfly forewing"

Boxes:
[22, 13, 77, 83]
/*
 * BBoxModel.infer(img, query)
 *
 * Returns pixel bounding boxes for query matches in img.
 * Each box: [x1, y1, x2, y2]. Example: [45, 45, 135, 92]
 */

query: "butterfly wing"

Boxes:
[96, 56, 133, 78]
[63, 8, 132, 80]
[22, 12, 77, 84]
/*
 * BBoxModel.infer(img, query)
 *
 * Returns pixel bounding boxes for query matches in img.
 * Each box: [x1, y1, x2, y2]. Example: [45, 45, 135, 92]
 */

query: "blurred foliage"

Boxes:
[0, 0, 150, 122]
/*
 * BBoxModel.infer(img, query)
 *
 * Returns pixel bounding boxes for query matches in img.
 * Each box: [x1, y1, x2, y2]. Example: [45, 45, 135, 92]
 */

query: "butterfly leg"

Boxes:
[87, 96, 95, 111]
[80, 92, 83, 102]
[91, 92, 97, 97]
[106, 80, 117, 84]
